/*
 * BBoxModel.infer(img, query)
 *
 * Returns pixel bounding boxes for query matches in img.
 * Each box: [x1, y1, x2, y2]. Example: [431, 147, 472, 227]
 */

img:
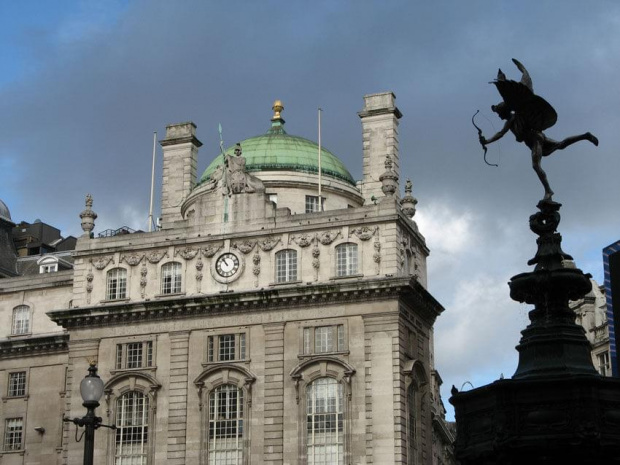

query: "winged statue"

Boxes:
[479, 58, 598, 200]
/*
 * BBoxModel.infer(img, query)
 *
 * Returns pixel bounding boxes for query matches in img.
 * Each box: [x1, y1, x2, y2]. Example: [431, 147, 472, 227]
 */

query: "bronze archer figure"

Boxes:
[479, 58, 598, 200]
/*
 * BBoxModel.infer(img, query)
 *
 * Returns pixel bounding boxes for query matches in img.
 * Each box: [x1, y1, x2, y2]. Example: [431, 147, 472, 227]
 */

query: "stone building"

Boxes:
[0, 93, 455, 464]
[570, 279, 613, 377]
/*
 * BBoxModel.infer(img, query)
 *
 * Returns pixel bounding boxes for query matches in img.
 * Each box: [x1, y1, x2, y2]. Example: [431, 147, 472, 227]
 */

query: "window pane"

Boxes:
[126, 343, 143, 369]
[12, 306, 30, 335]
[315, 326, 335, 353]
[408, 384, 417, 464]
[239, 334, 246, 360]
[306, 378, 343, 465]
[219, 335, 235, 361]
[305, 196, 325, 213]
[276, 250, 297, 283]
[336, 244, 358, 277]
[146, 341, 153, 367]
[4, 418, 23, 451]
[303, 328, 312, 354]
[115, 392, 149, 465]
[208, 385, 244, 465]
[107, 269, 127, 300]
[8, 372, 26, 397]
[598, 352, 610, 376]
[116, 344, 123, 369]
[161, 262, 182, 295]
[208, 336, 214, 363]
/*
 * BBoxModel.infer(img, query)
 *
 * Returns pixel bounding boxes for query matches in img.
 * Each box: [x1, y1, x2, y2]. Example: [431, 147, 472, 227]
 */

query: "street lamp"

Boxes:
[65, 362, 115, 465]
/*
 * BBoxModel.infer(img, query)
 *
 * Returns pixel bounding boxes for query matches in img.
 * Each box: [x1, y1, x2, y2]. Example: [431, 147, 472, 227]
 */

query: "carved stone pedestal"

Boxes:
[450, 375, 620, 464]
[450, 200, 620, 464]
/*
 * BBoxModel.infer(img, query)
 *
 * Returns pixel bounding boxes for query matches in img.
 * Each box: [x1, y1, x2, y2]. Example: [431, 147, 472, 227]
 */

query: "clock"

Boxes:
[215, 253, 240, 278]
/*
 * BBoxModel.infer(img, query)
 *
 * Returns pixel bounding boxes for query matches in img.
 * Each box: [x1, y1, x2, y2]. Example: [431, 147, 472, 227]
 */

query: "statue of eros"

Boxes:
[479, 58, 598, 200]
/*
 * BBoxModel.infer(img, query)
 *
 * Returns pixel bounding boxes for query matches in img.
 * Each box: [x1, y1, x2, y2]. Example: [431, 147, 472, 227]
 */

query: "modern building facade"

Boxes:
[603, 240, 620, 376]
[0, 93, 455, 464]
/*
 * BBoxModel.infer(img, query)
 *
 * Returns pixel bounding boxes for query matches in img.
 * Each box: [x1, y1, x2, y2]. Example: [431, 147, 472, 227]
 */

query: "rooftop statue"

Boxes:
[478, 58, 598, 200]
[222, 143, 264, 195]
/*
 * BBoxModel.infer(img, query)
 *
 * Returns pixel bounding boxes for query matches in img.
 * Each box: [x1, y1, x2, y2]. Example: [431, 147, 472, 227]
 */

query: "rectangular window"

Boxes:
[336, 244, 358, 277]
[4, 418, 23, 451]
[305, 196, 326, 213]
[40, 263, 58, 273]
[209, 385, 244, 463]
[597, 352, 610, 376]
[106, 269, 127, 300]
[276, 249, 298, 283]
[8, 372, 26, 397]
[161, 262, 182, 295]
[207, 334, 246, 362]
[303, 325, 346, 354]
[115, 341, 154, 370]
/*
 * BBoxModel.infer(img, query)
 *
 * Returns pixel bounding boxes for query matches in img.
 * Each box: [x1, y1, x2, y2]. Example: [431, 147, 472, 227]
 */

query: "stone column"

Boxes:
[358, 92, 402, 204]
[160, 122, 202, 228]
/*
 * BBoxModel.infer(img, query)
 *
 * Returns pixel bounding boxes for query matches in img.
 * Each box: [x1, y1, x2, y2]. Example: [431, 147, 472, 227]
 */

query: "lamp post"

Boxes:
[65, 362, 115, 465]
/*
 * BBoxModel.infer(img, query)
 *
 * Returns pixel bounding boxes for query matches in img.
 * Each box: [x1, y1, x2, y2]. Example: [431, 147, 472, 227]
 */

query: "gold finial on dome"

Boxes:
[272, 100, 284, 121]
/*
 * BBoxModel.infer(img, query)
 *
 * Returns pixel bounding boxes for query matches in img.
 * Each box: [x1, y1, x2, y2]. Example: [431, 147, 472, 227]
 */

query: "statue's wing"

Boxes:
[512, 58, 533, 92]
[493, 79, 557, 131]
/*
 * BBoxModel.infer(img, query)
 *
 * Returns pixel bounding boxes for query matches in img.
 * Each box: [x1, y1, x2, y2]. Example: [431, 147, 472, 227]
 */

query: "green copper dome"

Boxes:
[198, 105, 355, 187]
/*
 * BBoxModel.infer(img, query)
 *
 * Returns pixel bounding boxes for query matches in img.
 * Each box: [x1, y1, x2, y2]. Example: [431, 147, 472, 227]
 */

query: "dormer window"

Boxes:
[37, 255, 59, 274]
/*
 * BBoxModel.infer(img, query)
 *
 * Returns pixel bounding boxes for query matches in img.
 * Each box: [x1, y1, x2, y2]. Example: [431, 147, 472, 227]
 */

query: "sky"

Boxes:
[2, 1, 619, 420]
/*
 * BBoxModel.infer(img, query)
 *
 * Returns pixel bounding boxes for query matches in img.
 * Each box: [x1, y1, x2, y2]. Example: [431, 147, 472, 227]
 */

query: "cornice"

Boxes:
[0, 333, 69, 359]
[48, 276, 443, 330]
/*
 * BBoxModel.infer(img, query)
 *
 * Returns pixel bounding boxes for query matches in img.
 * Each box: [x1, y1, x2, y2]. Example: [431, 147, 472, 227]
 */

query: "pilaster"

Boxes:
[167, 331, 190, 465]
[263, 323, 285, 464]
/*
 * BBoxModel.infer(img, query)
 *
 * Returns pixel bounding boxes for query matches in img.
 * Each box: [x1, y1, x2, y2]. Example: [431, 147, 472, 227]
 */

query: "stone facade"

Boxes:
[0, 94, 455, 465]
[570, 279, 613, 376]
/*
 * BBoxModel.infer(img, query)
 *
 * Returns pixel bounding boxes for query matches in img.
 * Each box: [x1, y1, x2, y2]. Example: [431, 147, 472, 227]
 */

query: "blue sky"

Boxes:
[1, 0, 618, 420]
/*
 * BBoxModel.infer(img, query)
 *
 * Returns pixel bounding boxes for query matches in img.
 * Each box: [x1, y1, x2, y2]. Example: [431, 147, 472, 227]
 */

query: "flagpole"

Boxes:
[318, 108, 322, 211]
[148, 131, 157, 232]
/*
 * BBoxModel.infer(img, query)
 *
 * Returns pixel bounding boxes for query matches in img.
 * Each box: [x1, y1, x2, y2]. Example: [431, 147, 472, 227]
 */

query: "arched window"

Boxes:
[11, 305, 31, 335]
[407, 383, 417, 465]
[335, 243, 358, 277]
[208, 384, 244, 464]
[275, 249, 298, 283]
[161, 262, 182, 294]
[194, 366, 255, 465]
[306, 377, 344, 464]
[107, 268, 127, 300]
[115, 391, 149, 465]
[403, 359, 427, 465]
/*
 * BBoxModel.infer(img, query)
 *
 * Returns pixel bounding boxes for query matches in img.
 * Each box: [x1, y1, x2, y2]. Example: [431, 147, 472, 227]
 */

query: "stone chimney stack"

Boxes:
[160, 122, 202, 228]
[358, 92, 402, 204]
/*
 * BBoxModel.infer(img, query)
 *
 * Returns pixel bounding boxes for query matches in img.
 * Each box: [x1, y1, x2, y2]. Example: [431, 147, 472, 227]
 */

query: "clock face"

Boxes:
[216, 253, 240, 278]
